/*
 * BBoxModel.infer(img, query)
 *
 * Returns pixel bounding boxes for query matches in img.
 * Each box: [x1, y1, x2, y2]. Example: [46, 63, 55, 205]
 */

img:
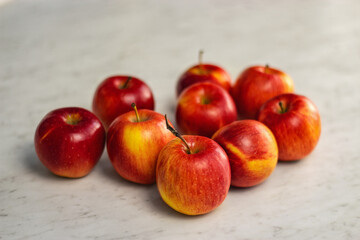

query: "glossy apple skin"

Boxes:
[176, 82, 237, 138]
[176, 64, 232, 96]
[156, 135, 231, 215]
[231, 65, 294, 119]
[107, 109, 175, 184]
[257, 93, 321, 161]
[212, 120, 278, 187]
[34, 107, 106, 178]
[92, 75, 155, 129]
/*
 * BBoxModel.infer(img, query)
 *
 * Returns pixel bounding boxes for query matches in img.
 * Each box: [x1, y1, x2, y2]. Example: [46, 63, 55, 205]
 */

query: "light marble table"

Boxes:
[1, 0, 359, 239]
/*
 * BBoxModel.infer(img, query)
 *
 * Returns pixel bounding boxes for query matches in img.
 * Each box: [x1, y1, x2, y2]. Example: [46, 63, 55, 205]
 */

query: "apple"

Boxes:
[107, 104, 175, 184]
[176, 50, 232, 96]
[231, 65, 294, 119]
[257, 93, 321, 161]
[176, 82, 237, 138]
[34, 107, 106, 178]
[92, 75, 155, 129]
[156, 116, 231, 215]
[212, 120, 278, 187]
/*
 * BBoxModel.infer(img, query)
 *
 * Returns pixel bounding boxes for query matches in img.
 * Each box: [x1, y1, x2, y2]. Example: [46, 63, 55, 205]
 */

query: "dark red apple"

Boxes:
[34, 107, 106, 178]
[92, 75, 155, 129]
[257, 93, 321, 161]
[176, 82, 237, 138]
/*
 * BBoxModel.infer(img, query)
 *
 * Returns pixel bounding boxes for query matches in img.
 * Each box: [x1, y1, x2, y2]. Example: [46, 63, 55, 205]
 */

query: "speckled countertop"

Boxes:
[0, 0, 359, 239]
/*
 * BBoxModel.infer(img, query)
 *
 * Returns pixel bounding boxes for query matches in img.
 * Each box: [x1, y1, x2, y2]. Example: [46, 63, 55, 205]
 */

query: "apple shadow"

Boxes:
[228, 183, 264, 193]
[277, 159, 303, 165]
[228, 176, 279, 192]
[22, 142, 54, 179]
[98, 150, 210, 219]
[97, 154, 190, 218]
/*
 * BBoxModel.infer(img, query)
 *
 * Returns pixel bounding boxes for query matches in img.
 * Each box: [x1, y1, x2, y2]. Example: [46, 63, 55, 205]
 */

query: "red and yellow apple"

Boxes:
[34, 107, 106, 178]
[257, 93, 321, 161]
[156, 129, 231, 215]
[92, 75, 155, 129]
[176, 51, 232, 96]
[176, 82, 237, 138]
[212, 120, 278, 187]
[231, 65, 294, 119]
[107, 105, 175, 184]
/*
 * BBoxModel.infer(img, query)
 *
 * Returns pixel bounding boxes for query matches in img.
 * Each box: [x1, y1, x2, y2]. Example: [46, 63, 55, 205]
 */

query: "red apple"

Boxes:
[107, 104, 175, 184]
[176, 82, 237, 138]
[156, 118, 231, 215]
[34, 107, 106, 178]
[257, 93, 321, 161]
[212, 120, 278, 187]
[92, 75, 155, 129]
[231, 65, 294, 119]
[176, 51, 232, 96]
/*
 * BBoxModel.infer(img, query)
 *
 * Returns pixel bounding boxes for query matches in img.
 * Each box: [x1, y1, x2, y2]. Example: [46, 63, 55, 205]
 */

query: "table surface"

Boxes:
[1, 0, 360, 239]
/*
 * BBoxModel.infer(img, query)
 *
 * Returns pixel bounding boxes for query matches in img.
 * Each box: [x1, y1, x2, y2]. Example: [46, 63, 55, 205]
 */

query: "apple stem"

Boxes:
[279, 101, 286, 113]
[265, 64, 270, 74]
[164, 114, 192, 154]
[122, 76, 132, 89]
[131, 103, 140, 122]
[199, 49, 204, 74]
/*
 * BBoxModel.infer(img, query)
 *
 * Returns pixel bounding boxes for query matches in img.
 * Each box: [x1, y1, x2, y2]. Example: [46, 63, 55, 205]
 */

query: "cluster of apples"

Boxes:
[34, 51, 321, 216]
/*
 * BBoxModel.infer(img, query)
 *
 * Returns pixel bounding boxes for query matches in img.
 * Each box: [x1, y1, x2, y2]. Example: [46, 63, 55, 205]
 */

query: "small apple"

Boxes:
[257, 93, 321, 161]
[156, 116, 231, 215]
[176, 50, 232, 96]
[107, 104, 175, 184]
[231, 65, 294, 119]
[34, 107, 106, 178]
[92, 75, 155, 129]
[212, 120, 278, 187]
[176, 82, 237, 138]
